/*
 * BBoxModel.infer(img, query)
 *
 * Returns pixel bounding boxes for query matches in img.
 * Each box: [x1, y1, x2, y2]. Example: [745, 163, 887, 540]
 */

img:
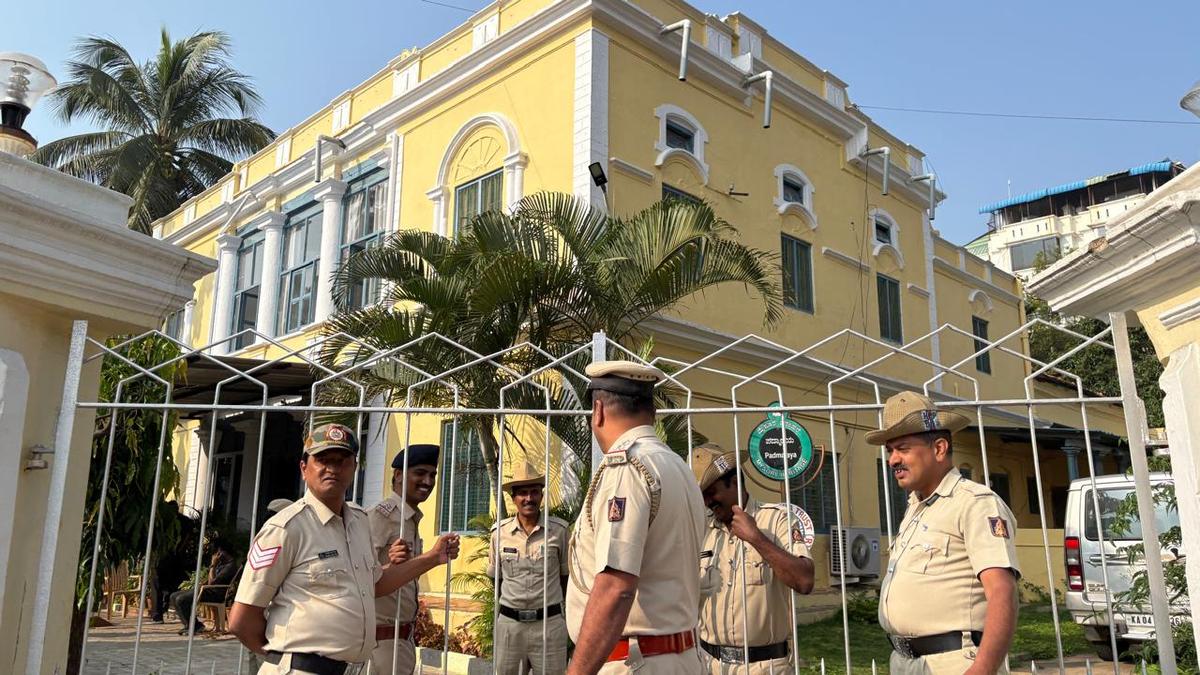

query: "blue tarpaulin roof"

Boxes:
[979, 160, 1178, 214]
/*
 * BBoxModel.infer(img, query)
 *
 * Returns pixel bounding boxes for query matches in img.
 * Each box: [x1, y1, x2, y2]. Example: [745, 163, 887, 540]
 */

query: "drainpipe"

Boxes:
[660, 20, 691, 81]
[912, 173, 937, 220]
[860, 146, 890, 196]
[315, 134, 346, 184]
[743, 70, 774, 128]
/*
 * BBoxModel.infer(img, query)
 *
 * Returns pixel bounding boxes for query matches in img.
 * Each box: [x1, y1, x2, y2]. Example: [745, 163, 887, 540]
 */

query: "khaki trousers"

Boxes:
[368, 637, 417, 675]
[493, 613, 569, 675]
[598, 647, 704, 674]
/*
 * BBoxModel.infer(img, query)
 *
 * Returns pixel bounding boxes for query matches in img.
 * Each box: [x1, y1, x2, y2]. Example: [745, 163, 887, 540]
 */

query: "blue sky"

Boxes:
[5, 0, 1199, 244]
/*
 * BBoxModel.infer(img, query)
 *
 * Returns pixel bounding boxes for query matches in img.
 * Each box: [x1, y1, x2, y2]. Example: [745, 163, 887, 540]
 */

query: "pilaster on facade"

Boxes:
[427, 186, 450, 237]
[572, 29, 610, 208]
[313, 180, 348, 323]
[503, 150, 529, 210]
[252, 212, 286, 343]
[212, 232, 243, 355]
[180, 300, 196, 348]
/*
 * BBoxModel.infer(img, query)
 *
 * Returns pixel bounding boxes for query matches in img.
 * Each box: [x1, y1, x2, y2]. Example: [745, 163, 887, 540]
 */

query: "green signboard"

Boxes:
[748, 402, 814, 481]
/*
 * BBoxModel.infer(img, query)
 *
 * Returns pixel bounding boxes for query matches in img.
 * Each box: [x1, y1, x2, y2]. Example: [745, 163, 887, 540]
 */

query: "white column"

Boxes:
[313, 179, 347, 322]
[212, 232, 242, 354]
[180, 299, 196, 348]
[504, 151, 529, 210]
[386, 132, 404, 233]
[1158, 341, 1200, 659]
[252, 212, 286, 341]
[427, 186, 449, 236]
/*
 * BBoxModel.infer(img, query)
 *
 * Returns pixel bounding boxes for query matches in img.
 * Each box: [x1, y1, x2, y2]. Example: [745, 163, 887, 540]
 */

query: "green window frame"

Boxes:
[972, 316, 991, 373]
[787, 457, 838, 534]
[877, 274, 903, 344]
[437, 421, 491, 533]
[277, 206, 323, 335]
[230, 232, 264, 350]
[781, 235, 814, 313]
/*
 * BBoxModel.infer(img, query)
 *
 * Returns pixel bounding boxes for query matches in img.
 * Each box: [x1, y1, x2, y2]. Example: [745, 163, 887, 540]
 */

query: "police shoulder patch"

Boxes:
[374, 499, 397, 515]
[608, 497, 627, 522]
[988, 516, 1010, 539]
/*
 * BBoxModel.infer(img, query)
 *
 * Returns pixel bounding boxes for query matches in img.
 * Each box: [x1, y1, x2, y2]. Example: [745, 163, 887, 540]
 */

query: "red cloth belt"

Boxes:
[606, 631, 696, 662]
[376, 623, 414, 641]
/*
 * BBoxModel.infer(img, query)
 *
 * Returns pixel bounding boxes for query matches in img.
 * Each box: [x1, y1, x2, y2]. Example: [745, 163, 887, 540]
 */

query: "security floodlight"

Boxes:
[588, 161, 608, 192]
[1181, 80, 1200, 119]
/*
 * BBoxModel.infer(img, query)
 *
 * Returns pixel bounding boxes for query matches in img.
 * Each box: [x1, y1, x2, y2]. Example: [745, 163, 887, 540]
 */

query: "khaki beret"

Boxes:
[864, 391, 971, 445]
[692, 442, 745, 491]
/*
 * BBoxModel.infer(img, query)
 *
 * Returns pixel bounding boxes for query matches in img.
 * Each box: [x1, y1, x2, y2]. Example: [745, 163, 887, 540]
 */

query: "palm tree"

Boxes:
[32, 30, 274, 233]
[315, 191, 780, 513]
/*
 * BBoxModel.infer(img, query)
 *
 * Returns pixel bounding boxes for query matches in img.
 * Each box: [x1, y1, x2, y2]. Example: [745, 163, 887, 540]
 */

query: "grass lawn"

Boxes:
[793, 603, 1093, 674]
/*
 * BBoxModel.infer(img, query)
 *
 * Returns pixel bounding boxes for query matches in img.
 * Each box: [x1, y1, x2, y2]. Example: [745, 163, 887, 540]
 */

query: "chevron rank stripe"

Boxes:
[249, 541, 281, 570]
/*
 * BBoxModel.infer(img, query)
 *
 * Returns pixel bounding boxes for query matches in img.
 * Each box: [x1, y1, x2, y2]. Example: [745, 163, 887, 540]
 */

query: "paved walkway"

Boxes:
[82, 616, 452, 674]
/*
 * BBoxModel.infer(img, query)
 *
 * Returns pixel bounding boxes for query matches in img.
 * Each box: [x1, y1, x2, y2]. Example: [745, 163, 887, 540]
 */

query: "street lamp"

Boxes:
[1181, 80, 1200, 119]
[0, 52, 57, 155]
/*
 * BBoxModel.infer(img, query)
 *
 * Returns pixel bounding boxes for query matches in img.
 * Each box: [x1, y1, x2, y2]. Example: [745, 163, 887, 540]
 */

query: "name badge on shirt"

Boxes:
[318, 550, 339, 560]
[699, 550, 714, 559]
[503, 547, 518, 553]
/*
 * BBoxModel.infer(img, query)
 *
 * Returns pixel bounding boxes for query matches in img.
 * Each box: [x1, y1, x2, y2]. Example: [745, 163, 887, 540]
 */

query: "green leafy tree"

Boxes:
[32, 30, 274, 233]
[316, 192, 779, 511]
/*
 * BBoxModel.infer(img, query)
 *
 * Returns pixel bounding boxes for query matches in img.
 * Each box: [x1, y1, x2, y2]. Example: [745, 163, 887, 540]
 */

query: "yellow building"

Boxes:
[152, 0, 1128, 621]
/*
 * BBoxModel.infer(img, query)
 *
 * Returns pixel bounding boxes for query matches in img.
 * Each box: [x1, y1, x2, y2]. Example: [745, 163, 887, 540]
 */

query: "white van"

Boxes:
[1063, 473, 1183, 660]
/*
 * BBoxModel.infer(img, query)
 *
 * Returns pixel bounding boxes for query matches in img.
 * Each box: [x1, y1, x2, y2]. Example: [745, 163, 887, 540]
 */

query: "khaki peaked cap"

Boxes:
[864, 391, 971, 445]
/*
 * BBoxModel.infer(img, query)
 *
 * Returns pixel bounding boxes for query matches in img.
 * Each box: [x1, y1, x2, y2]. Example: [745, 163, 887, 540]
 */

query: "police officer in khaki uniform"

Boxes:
[873, 392, 1021, 675]
[368, 444, 444, 675]
[228, 424, 460, 675]
[487, 462, 570, 674]
[566, 361, 707, 675]
[691, 443, 814, 674]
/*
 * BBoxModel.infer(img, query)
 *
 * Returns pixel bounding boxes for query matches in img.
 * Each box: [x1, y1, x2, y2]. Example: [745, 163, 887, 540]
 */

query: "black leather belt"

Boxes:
[888, 631, 982, 659]
[264, 651, 356, 675]
[699, 639, 789, 664]
[499, 603, 563, 622]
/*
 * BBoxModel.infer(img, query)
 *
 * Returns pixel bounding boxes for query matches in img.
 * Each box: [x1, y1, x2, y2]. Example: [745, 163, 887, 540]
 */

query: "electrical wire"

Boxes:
[856, 104, 1200, 126]
[417, 0, 476, 12]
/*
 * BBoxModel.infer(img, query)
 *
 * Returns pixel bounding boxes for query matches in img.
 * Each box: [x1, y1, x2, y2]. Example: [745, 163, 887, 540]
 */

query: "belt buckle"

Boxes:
[518, 609, 539, 622]
[718, 645, 744, 664]
[890, 636, 914, 659]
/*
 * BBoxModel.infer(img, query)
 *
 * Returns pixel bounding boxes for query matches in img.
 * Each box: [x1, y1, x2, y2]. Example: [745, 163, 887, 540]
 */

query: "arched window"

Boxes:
[773, 164, 817, 227]
[653, 104, 709, 184]
[870, 207, 904, 269]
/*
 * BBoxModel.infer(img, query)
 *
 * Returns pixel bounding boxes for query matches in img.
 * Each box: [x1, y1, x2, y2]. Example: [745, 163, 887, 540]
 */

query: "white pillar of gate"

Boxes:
[1159, 341, 1200, 660]
[314, 179, 348, 323]
[590, 330, 606, 473]
[1111, 311, 1178, 673]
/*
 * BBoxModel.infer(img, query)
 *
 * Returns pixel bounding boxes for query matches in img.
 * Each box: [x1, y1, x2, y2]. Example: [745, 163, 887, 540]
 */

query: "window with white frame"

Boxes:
[875, 217, 895, 245]
[278, 206, 323, 334]
[774, 165, 816, 222]
[231, 233, 264, 350]
[653, 105, 709, 182]
[341, 170, 388, 309]
[454, 169, 503, 235]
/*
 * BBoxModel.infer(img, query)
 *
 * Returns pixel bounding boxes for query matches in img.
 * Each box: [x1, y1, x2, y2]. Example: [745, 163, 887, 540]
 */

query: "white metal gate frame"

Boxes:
[57, 313, 1178, 674]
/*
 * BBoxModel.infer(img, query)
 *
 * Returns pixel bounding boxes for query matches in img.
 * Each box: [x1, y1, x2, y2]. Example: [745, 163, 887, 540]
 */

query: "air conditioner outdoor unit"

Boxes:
[829, 527, 881, 580]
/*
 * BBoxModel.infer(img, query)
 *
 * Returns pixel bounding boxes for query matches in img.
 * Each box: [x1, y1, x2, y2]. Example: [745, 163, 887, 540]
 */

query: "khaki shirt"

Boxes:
[487, 515, 570, 609]
[234, 490, 381, 664]
[878, 468, 1022, 637]
[566, 425, 707, 638]
[698, 498, 811, 647]
[368, 492, 423, 626]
